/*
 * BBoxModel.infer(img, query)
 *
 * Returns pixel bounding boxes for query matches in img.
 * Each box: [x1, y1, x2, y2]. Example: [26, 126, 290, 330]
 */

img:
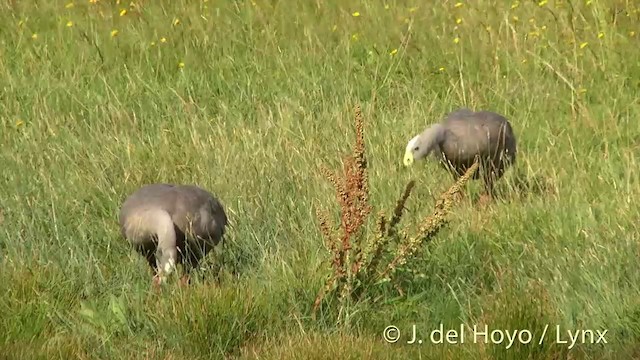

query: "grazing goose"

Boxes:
[403, 108, 517, 197]
[119, 183, 228, 285]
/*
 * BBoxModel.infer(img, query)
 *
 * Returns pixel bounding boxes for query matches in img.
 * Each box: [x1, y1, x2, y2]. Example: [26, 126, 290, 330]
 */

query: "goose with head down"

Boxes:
[119, 183, 228, 285]
[403, 108, 517, 197]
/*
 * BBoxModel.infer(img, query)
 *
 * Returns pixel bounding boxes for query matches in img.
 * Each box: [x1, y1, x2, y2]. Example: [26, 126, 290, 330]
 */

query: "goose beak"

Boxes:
[404, 135, 419, 167]
[403, 151, 414, 166]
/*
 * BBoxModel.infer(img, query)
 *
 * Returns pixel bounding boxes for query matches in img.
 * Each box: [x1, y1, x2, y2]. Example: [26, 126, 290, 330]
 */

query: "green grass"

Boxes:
[1, 0, 639, 358]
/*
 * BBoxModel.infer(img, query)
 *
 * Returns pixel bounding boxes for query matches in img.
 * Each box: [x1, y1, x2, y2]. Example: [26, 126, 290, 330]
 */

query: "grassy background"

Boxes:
[1, 0, 639, 358]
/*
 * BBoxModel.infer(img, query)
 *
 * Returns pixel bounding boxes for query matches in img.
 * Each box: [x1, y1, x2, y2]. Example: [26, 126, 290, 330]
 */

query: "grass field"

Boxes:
[1, 0, 639, 359]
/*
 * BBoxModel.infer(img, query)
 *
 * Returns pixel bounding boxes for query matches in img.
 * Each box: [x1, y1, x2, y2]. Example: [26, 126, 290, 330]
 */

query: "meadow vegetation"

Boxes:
[1, 0, 639, 359]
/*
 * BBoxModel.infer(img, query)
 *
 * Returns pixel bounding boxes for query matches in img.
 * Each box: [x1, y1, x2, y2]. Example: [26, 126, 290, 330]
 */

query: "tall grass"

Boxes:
[1, 0, 639, 359]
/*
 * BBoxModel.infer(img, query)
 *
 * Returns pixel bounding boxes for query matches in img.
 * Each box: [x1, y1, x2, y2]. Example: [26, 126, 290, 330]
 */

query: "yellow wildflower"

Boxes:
[160, 37, 167, 43]
[352, 11, 360, 17]
[65, 2, 74, 8]
[597, 32, 604, 39]
[538, 0, 548, 6]
[390, 48, 398, 55]
[110, 29, 119, 37]
[178, 61, 185, 69]
[31, 33, 38, 40]
[384, 4, 389, 9]
[120, 9, 127, 16]
[66, 21, 74, 27]
[454, 2, 463, 7]
[456, 18, 462, 24]
[172, 18, 180, 26]
[630, 31, 636, 37]
[453, 37, 460, 44]
[579, 42, 588, 49]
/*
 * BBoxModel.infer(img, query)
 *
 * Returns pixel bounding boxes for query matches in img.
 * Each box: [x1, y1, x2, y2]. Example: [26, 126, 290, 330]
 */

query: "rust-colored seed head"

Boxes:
[314, 105, 373, 313]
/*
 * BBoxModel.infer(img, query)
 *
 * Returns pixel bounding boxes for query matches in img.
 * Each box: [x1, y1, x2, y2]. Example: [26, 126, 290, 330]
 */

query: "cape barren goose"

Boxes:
[119, 183, 228, 285]
[403, 108, 517, 197]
